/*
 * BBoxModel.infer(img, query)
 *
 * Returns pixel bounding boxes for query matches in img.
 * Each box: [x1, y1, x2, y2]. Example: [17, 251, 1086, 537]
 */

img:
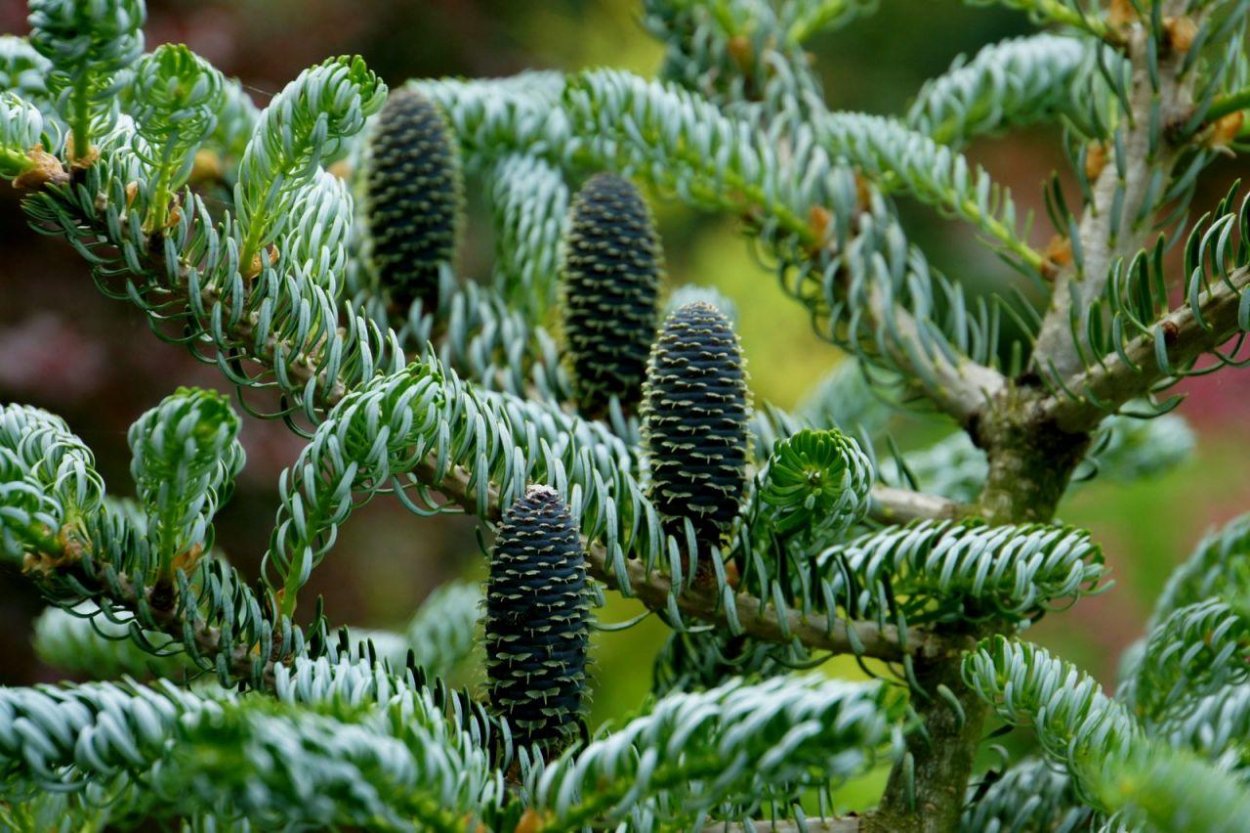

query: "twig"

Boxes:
[1040, 264, 1250, 433]
[24, 554, 285, 689]
[869, 486, 962, 525]
[702, 819, 861, 833]
[865, 283, 1005, 427]
[415, 461, 961, 664]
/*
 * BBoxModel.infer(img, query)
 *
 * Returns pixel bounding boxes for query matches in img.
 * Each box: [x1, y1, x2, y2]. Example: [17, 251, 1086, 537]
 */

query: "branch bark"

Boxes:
[1032, 5, 1198, 381]
[868, 655, 989, 833]
[1039, 264, 1250, 433]
[869, 486, 962, 525]
[865, 282, 1005, 428]
[703, 819, 861, 832]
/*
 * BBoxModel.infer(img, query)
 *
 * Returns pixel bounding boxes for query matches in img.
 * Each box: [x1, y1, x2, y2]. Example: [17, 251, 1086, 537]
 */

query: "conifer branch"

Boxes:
[10, 141, 966, 668]
[1041, 262, 1250, 433]
[414, 459, 957, 663]
[1032, 2, 1204, 381]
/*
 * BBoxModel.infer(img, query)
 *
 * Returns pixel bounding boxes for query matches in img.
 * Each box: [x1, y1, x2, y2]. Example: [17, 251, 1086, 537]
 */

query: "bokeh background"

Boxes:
[4, 0, 1250, 805]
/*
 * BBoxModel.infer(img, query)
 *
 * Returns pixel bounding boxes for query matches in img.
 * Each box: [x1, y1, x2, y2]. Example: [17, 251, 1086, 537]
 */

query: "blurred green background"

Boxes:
[4, 0, 1250, 808]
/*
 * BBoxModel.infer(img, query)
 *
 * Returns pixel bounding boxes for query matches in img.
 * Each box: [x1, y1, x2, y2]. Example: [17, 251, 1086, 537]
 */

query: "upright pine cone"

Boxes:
[642, 301, 750, 551]
[485, 485, 589, 754]
[561, 173, 663, 415]
[364, 87, 462, 315]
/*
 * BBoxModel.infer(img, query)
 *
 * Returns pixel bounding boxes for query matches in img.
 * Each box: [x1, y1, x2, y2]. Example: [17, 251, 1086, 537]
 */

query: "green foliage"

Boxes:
[0, 35, 52, 104]
[963, 0, 1116, 42]
[2, 403, 322, 691]
[816, 111, 1042, 271]
[32, 604, 194, 679]
[0, 657, 504, 830]
[1131, 598, 1250, 723]
[526, 675, 905, 831]
[561, 173, 664, 415]
[755, 428, 872, 539]
[490, 153, 568, 322]
[1084, 411, 1195, 482]
[235, 55, 385, 272]
[125, 44, 225, 230]
[1092, 745, 1250, 833]
[9, 0, 1250, 828]
[1147, 510, 1250, 629]
[961, 757, 1092, 833]
[820, 521, 1105, 626]
[964, 636, 1140, 801]
[27, 0, 145, 158]
[908, 34, 1088, 146]
[164, 700, 482, 831]
[0, 404, 103, 561]
[880, 431, 987, 503]
[204, 77, 259, 167]
[127, 388, 243, 571]
[402, 580, 483, 678]
[651, 629, 804, 696]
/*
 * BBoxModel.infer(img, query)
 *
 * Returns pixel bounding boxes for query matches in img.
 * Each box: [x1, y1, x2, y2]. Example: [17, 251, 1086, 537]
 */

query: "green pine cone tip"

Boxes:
[365, 86, 463, 313]
[642, 301, 750, 545]
[561, 172, 664, 413]
[484, 484, 590, 753]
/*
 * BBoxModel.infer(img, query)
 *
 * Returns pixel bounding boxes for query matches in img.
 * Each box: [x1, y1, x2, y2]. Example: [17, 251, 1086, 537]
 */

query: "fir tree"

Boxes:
[3, 1, 1250, 831]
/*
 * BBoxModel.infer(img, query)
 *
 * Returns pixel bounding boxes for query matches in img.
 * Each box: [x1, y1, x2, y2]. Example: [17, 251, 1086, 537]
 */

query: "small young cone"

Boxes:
[561, 173, 663, 415]
[485, 485, 589, 754]
[365, 87, 463, 315]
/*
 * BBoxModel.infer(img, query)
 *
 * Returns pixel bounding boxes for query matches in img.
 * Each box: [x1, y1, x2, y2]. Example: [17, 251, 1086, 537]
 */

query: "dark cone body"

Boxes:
[642, 302, 750, 550]
[365, 87, 463, 315]
[561, 173, 663, 415]
[485, 485, 589, 754]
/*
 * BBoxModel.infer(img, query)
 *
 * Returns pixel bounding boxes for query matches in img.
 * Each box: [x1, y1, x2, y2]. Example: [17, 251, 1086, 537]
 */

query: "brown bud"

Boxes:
[1109, 0, 1138, 27]
[189, 149, 224, 185]
[1085, 142, 1109, 182]
[243, 244, 280, 279]
[514, 810, 550, 833]
[1208, 111, 1244, 148]
[327, 158, 352, 180]
[854, 173, 873, 211]
[727, 35, 754, 71]
[12, 146, 69, 191]
[1163, 16, 1198, 53]
[808, 204, 832, 243]
[1044, 234, 1074, 269]
[65, 135, 99, 170]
